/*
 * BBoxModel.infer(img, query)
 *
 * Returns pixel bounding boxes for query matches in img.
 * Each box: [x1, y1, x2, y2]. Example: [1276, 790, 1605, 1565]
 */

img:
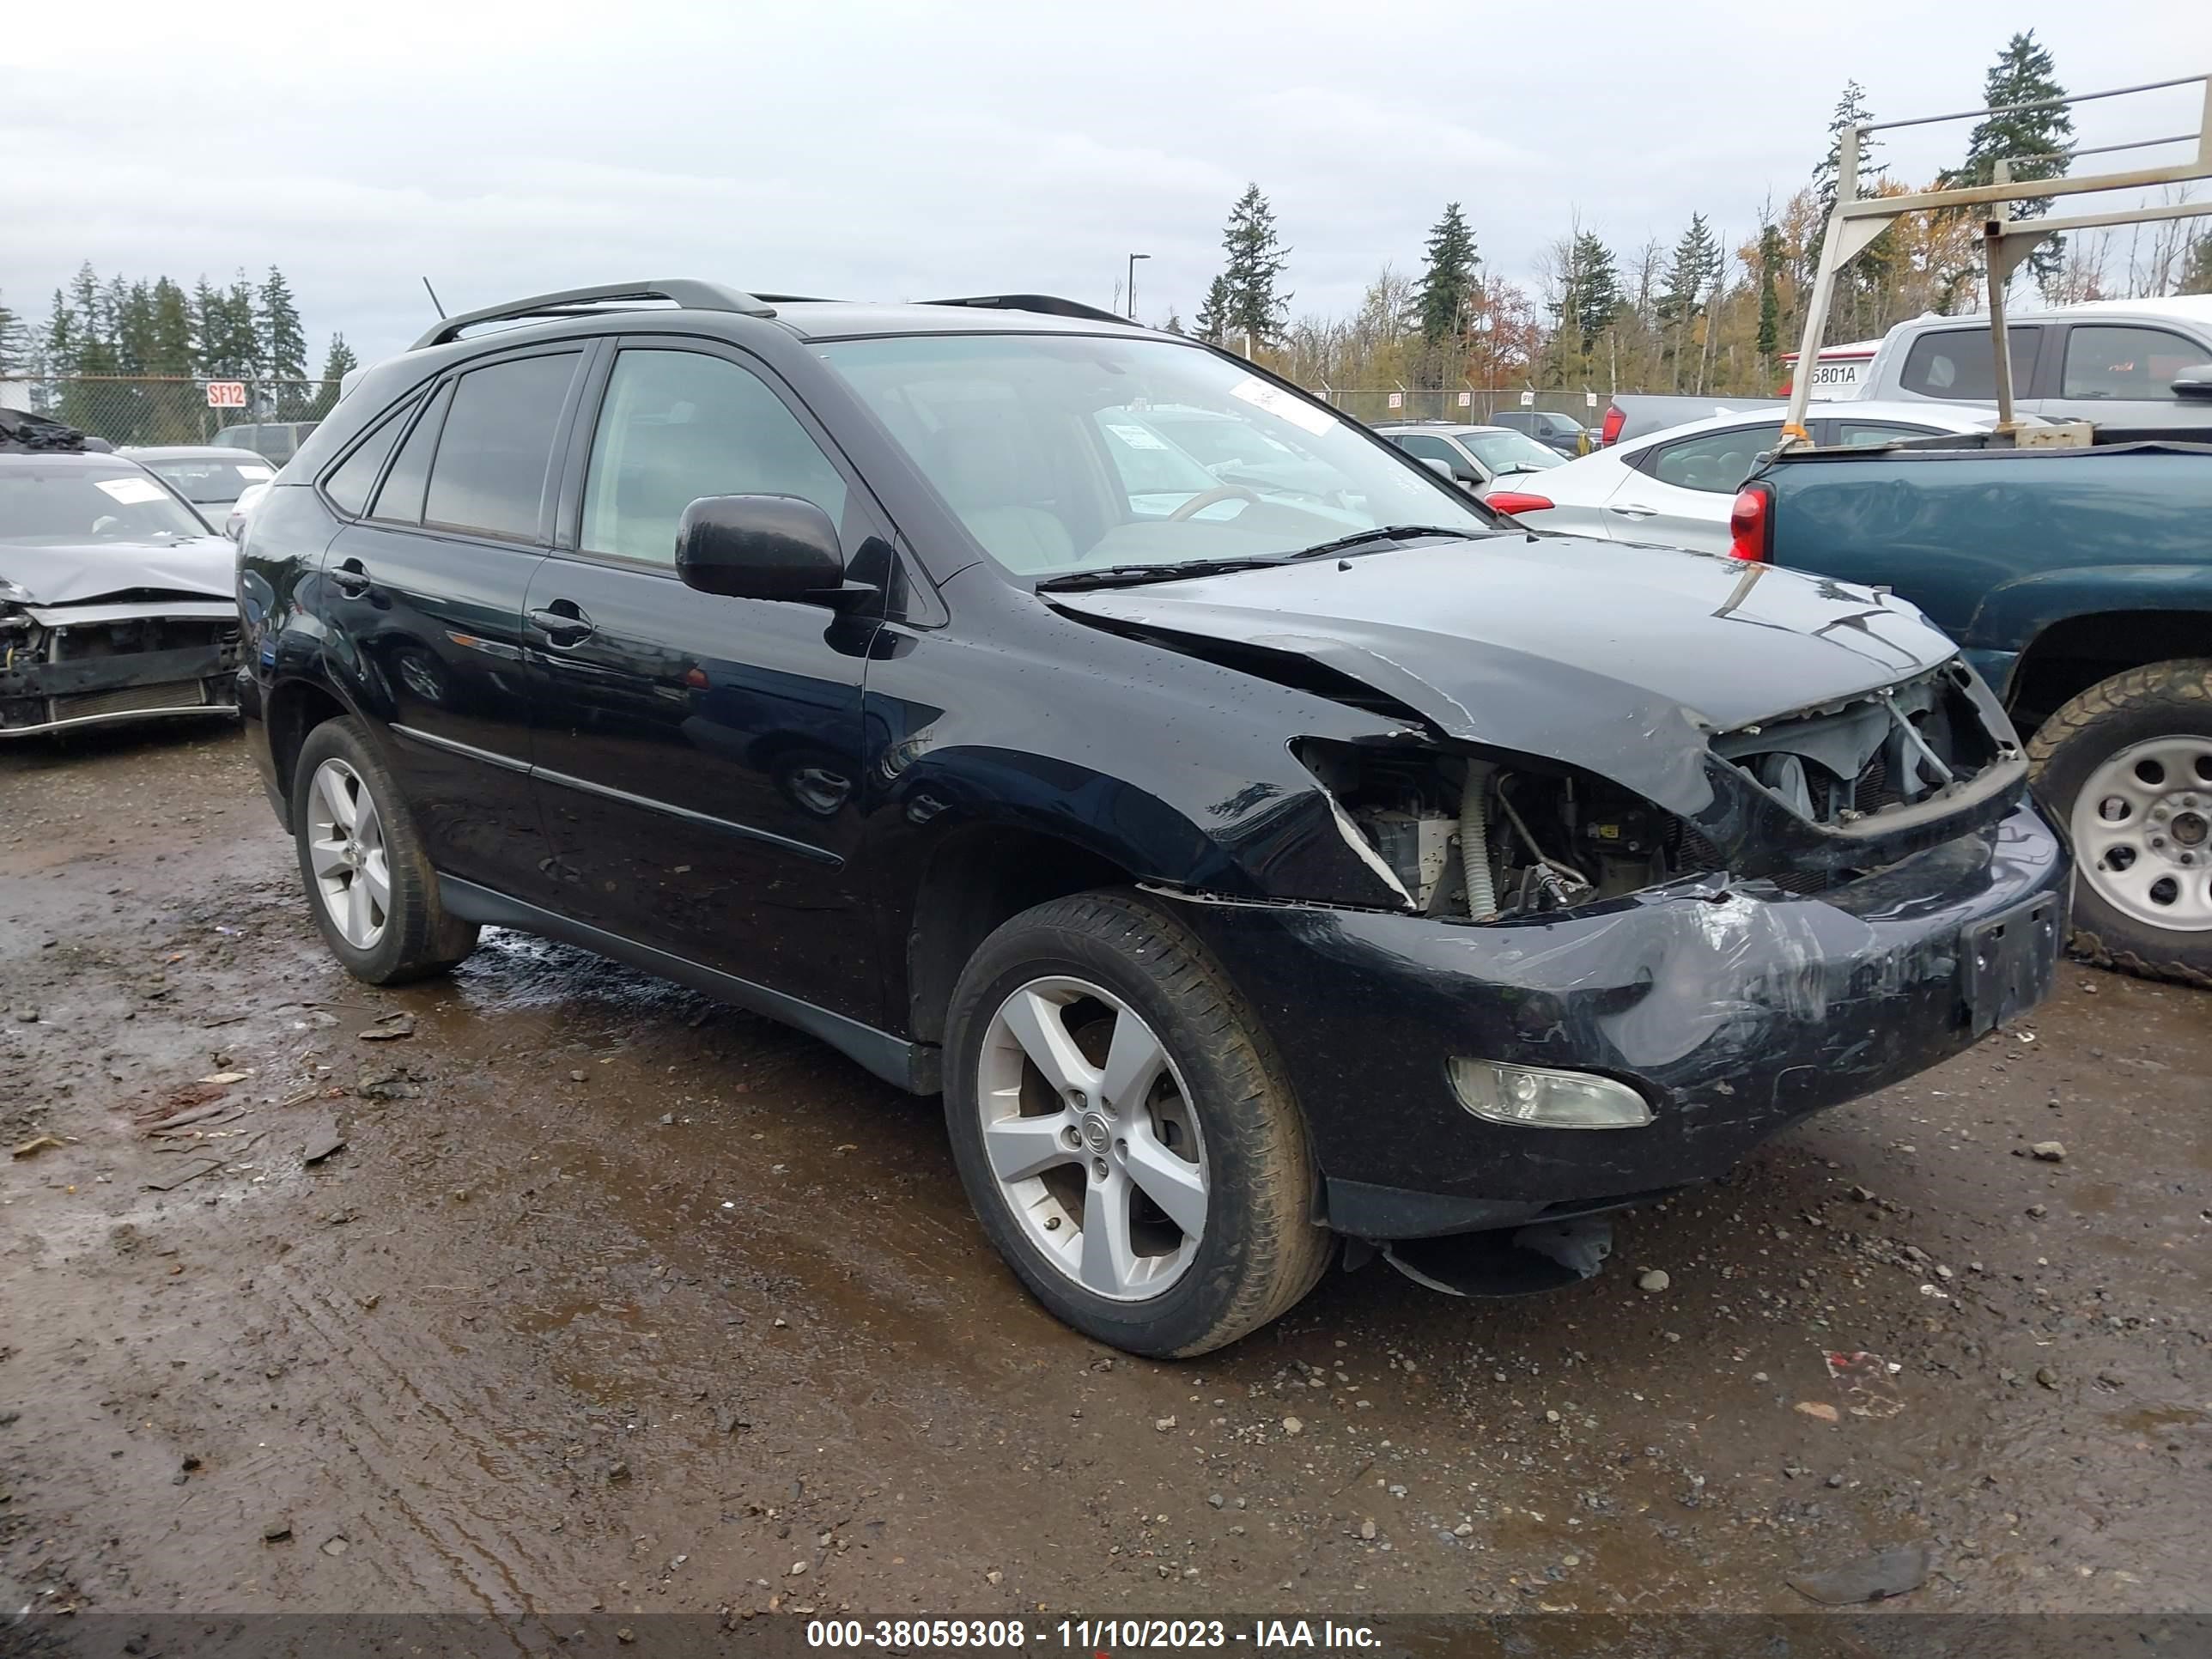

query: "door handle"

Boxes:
[330, 557, 371, 597]
[1606, 503, 1657, 519]
[527, 602, 596, 646]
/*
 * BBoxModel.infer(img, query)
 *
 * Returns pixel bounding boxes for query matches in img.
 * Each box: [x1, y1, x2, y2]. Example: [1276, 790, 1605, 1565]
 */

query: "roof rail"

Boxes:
[410, 280, 779, 351]
[921, 294, 1139, 328]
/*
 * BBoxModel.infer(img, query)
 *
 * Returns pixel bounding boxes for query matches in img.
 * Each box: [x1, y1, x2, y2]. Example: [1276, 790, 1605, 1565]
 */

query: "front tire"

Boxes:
[943, 891, 1330, 1357]
[291, 716, 479, 985]
[2028, 659, 2212, 988]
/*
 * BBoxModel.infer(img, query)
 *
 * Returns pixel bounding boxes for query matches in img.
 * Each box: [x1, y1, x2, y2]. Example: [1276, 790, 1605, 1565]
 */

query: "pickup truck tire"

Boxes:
[942, 890, 1332, 1357]
[2027, 659, 2212, 989]
[290, 717, 480, 985]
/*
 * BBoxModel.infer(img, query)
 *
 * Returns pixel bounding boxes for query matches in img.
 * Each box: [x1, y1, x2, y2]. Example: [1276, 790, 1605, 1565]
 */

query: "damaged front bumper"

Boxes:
[1157, 799, 2069, 1242]
[0, 600, 241, 738]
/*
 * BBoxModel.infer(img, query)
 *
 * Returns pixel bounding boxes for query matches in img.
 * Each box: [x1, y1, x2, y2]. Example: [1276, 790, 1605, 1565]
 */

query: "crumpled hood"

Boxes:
[0, 537, 235, 608]
[1048, 533, 1961, 815]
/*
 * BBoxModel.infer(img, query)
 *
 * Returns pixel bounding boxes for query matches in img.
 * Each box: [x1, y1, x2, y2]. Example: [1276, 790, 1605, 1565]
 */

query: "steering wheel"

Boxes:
[1167, 483, 1261, 521]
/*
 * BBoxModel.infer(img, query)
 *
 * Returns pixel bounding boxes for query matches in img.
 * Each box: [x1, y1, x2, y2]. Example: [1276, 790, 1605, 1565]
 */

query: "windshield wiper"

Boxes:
[1285, 525, 1480, 561]
[1035, 556, 1291, 592]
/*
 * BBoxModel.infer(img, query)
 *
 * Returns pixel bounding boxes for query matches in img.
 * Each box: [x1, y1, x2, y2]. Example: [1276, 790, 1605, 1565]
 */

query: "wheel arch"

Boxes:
[264, 676, 358, 823]
[2006, 607, 2212, 732]
[901, 822, 1138, 1050]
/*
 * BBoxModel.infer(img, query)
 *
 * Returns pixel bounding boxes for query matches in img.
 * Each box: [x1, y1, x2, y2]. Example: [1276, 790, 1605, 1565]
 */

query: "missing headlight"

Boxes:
[1295, 739, 1719, 921]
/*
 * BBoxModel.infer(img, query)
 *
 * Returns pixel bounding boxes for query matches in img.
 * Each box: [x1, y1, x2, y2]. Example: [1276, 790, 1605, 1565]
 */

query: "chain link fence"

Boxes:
[1, 376, 340, 449]
[1316, 387, 1607, 428]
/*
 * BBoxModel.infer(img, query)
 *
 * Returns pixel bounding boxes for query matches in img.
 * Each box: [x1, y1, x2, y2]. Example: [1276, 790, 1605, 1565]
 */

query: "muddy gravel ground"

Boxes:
[2, 725, 2209, 1626]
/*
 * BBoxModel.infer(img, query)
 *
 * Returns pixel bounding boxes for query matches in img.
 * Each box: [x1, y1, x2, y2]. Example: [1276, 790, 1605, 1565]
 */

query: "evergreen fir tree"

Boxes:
[225, 272, 263, 377]
[0, 292, 22, 375]
[1412, 202, 1480, 346]
[307, 334, 360, 419]
[1944, 31, 2075, 295]
[1755, 223, 1784, 362]
[2183, 233, 2212, 297]
[114, 281, 156, 376]
[191, 278, 223, 372]
[1219, 185, 1291, 349]
[258, 265, 307, 384]
[1658, 215, 1721, 390]
[149, 280, 195, 377]
[1571, 232, 1623, 343]
[45, 290, 76, 377]
[1194, 274, 1233, 345]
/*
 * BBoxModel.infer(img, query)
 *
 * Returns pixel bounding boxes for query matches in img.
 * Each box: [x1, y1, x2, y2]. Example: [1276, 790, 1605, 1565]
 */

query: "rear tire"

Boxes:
[2027, 659, 2212, 988]
[291, 716, 479, 985]
[943, 891, 1330, 1357]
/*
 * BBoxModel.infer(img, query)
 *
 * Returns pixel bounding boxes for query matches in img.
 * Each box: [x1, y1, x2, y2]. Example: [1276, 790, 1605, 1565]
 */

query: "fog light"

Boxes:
[1447, 1059, 1654, 1129]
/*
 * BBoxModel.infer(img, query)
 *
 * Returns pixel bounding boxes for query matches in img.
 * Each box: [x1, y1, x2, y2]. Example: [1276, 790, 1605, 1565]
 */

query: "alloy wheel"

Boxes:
[306, 757, 392, 950]
[975, 976, 1208, 1302]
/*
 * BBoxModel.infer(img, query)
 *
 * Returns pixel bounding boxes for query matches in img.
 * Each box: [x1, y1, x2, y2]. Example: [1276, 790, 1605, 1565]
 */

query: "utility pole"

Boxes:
[1126, 252, 1151, 321]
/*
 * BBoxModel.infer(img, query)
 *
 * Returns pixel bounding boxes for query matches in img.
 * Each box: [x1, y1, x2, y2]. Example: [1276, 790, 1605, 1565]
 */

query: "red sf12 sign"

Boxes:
[205, 381, 248, 409]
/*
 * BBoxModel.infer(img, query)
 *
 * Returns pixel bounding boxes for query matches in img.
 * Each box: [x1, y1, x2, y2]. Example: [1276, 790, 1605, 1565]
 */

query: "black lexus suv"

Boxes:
[238, 281, 2067, 1356]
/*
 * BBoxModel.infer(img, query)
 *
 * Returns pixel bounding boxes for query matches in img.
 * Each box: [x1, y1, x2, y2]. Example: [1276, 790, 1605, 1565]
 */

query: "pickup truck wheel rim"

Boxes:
[2072, 736, 2212, 933]
[976, 976, 1207, 1302]
[306, 757, 391, 951]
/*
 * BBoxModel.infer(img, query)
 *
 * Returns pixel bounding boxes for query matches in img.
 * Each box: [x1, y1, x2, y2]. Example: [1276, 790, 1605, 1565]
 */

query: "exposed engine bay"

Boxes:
[0, 603, 241, 737]
[1711, 661, 2008, 827]
[1303, 664, 2011, 921]
[1301, 738, 1710, 921]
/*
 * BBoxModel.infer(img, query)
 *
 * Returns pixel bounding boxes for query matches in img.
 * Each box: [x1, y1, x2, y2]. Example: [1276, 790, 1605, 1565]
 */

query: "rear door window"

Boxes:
[2060, 325, 2208, 401]
[422, 353, 581, 541]
[1639, 423, 1783, 493]
[1392, 433, 1461, 466]
[1897, 327, 2040, 400]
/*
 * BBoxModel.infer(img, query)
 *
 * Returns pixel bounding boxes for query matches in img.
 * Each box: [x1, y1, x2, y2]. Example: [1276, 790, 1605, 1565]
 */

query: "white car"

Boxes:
[1492, 401, 2019, 554]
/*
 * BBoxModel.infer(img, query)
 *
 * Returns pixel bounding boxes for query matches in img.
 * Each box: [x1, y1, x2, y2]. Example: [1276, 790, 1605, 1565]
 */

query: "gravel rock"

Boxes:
[1638, 1269, 1671, 1292]
[1280, 1415, 1304, 1436]
[2031, 1141, 2066, 1162]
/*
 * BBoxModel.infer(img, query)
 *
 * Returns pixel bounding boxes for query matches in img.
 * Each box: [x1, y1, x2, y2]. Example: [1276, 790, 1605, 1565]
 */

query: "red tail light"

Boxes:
[1598, 404, 1626, 447]
[1486, 491, 1554, 518]
[1727, 484, 1772, 562]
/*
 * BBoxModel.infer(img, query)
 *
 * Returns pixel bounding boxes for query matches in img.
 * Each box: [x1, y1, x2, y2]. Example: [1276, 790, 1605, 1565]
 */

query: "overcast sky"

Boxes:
[5, 1, 2209, 368]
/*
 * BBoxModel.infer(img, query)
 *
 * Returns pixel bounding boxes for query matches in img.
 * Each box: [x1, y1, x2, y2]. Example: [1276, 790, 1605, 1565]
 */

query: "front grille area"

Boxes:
[1714, 664, 2005, 832]
[54, 680, 209, 720]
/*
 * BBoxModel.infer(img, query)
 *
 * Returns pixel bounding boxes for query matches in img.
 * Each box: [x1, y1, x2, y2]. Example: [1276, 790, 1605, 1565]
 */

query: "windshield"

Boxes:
[139, 454, 276, 505]
[0, 465, 211, 545]
[817, 333, 1493, 577]
[1463, 431, 1564, 473]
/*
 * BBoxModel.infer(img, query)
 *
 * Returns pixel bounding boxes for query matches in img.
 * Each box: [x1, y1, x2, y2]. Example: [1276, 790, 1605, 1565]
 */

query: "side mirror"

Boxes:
[677, 495, 845, 603]
[2172, 364, 2212, 400]
[1419, 458, 1454, 481]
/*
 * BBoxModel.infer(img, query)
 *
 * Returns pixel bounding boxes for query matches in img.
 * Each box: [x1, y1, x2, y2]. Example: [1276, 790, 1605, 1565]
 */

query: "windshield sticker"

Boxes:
[1230, 377, 1337, 437]
[94, 477, 171, 506]
[1103, 422, 1170, 451]
[234, 463, 276, 481]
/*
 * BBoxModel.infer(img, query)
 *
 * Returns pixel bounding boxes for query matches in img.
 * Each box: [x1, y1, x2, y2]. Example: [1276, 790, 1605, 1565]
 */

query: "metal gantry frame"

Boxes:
[1784, 71, 2212, 441]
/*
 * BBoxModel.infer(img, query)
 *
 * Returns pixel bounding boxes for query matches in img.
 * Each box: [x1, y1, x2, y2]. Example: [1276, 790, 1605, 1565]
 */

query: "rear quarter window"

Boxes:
[322, 396, 422, 518]
[1898, 328, 2039, 400]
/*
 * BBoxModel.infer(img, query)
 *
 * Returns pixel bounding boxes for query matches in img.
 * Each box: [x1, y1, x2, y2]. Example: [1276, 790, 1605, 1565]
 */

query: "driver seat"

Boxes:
[928, 404, 1075, 573]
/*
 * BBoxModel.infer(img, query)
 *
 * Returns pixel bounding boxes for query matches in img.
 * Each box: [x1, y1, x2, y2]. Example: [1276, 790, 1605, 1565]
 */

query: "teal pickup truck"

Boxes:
[1734, 430, 2212, 985]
